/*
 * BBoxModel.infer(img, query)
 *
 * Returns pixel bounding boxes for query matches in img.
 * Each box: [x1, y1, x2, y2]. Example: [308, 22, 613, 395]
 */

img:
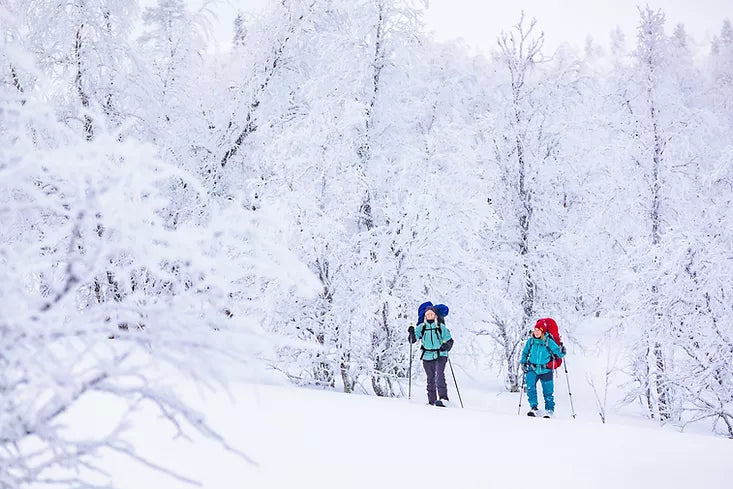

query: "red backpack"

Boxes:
[537, 318, 563, 369]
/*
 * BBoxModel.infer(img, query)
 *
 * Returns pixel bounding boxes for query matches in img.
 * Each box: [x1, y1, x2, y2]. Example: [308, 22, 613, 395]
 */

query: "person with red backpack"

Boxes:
[520, 318, 566, 418]
[408, 304, 453, 407]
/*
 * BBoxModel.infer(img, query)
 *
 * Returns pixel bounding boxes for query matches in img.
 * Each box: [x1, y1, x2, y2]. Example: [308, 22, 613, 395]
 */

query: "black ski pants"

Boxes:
[423, 355, 448, 404]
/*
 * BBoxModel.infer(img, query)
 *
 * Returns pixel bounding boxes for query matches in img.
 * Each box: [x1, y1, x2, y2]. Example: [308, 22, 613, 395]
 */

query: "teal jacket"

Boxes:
[521, 335, 565, 375]
[415, 320, 452, 361]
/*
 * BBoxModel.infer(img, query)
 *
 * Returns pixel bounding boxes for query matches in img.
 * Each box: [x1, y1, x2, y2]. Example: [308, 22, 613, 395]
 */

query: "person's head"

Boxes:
[533, 320, 547, 339]
[424, 306, 437, 322]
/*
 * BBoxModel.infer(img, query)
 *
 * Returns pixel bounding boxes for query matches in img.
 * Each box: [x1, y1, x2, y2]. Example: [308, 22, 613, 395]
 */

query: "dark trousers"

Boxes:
[423, 355, 448, 404]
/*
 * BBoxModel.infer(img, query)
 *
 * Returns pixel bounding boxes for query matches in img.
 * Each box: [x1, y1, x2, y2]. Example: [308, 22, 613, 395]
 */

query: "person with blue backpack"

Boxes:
[520, 319, 567, 418]
[408, 302, 453, 407]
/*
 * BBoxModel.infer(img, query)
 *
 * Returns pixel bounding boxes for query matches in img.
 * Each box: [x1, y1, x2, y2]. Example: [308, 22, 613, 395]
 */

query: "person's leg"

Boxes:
[423, 359, 438, 405]
[436, 356, 449, 400]
[526, 370, 539, 408]
[539, 372, 555, 412]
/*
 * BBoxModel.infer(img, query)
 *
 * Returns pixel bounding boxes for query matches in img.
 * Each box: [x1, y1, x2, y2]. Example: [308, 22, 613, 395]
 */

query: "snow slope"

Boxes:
[45, 317, 730, 489]
[82, 379, 732, 489]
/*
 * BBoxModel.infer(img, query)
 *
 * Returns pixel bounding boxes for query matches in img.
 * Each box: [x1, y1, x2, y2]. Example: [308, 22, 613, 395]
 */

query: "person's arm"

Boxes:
[520, 339, 531, 364]
[408, 324, 418, 344]
[438, 323, 453, 351]
[548, 337, 565, 357]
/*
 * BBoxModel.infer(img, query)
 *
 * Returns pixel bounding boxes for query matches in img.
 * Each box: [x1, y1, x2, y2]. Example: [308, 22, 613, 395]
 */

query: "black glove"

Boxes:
[407, 326, 417, 344]
[439, 338, 454, 352]
[521, 363, 529, 373]
[560, 344, 567, 355]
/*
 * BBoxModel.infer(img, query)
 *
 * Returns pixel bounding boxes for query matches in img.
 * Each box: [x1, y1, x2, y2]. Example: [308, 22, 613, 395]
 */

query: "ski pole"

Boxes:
[562, 357, 576, 419]
[447, 357, 464, 408]
[517, 365, 526, 415]
[408, 324, 413, 400]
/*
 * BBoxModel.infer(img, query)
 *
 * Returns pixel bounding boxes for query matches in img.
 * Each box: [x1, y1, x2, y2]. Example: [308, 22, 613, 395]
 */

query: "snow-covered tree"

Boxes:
[0, 13, 319, 486]
[483, 13, 581, 390]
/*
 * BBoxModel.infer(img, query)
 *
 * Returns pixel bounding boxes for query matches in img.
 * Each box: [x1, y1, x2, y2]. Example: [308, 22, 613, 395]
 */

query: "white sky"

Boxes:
[423, 0, 732, 54]
[149, 0, 733, 54]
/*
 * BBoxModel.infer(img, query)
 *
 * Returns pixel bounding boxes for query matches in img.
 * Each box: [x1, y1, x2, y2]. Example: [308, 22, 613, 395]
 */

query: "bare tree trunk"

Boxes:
[356, 0, 385, 232]
[496, 14, 544, 389]
[644, 342, 653, 418]
[498, 318, 522, 392]
[10, 65, 26, 105]
[102, 10, 115, 123]
[314, 256, 353, 392]
[371, 301, 394, 397]
[359, 2, 387, 396]
[653, 341, 670, 419]
[75, 23, 94, 141]
[645, 37, 672, 421]
[340, 350, 355, 394]
[314, 330, 334, 388]
[516, 130, 535, 334]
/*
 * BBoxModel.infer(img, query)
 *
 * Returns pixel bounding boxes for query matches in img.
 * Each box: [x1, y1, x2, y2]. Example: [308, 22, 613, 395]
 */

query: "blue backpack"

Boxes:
[417, 301, 449, 325]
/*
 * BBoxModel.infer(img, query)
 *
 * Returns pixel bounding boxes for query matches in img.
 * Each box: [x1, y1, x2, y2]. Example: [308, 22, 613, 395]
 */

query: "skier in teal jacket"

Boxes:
[520, 320, 566, 417]
[408, 306, 453, 407]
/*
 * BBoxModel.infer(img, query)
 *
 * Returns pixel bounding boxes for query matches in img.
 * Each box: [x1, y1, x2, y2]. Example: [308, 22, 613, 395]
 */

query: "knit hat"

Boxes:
[534, 319, 548, 333]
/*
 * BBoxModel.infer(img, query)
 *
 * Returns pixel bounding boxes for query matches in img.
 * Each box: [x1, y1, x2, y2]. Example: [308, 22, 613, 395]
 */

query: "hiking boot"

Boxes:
[527, 406, 539, 417]
[434, 400, 446, 407]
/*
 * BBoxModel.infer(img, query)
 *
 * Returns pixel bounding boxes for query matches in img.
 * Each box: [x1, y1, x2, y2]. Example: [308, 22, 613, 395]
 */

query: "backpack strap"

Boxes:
[543, 337, 560, 368]
[420, 322, 443, 339]
[419, 322, 443, 360]
[527, 338, 535, 363]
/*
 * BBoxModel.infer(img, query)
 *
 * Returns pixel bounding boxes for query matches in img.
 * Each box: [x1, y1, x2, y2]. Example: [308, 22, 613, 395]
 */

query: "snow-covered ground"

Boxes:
[34, 317, 727, 489]
[76, 368, 732, 489]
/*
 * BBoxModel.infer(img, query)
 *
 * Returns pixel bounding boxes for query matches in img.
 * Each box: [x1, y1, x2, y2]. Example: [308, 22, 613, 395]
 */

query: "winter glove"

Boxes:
[439, 338, 454, 352]
[521, 363, 529, 373]
[407, 326, 417, 344]
[560, 344, 567, 355]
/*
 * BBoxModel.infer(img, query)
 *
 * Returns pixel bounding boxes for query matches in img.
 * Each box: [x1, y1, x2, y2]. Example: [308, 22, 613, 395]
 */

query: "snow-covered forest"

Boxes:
[1, 0, 732, 487]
